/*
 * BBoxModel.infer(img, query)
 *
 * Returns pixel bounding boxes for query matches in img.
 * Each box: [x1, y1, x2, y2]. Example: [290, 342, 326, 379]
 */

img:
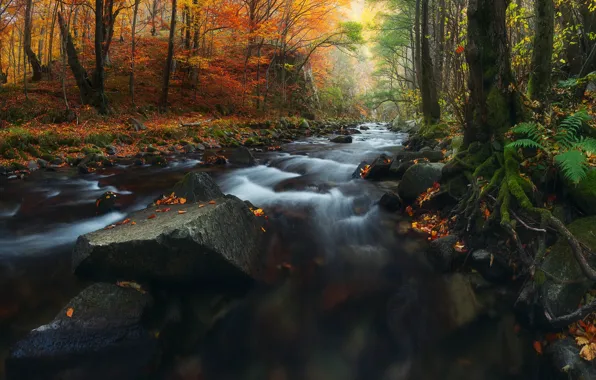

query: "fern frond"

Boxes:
[555, 150, 589, 183]
[574, 137, 596, 154]
[510, 122, 543, 142]
[506, 139, 546, 150]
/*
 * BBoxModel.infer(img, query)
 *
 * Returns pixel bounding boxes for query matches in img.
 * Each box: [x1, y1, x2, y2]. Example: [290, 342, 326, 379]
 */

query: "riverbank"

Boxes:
[0, 114, 367, 176]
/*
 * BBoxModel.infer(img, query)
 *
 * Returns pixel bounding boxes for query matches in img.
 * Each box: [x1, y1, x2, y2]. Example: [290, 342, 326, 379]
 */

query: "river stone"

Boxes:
[170, 172, 224, 202]
[391, 118, 419, 133]
[470, 249, 511, 283]
[443, 273, 485, 331]
[398, 163, 444, 201]
[426, 235, 458, 273]
[361, 154, 393, 181]
[378, 192, 401, 212]
[539, 216, 596, 318]
[547, 338, 596, 380]
[73, 195, 264, 283]
[228, 147, 256, 166]
[6, 283, 156, 380]
[391, 150, 445, 164]
[330, 135, 352, 144]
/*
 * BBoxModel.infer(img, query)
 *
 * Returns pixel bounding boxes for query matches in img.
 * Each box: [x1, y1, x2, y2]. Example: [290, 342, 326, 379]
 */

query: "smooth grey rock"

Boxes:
[73, 195, 264, 283]
[228, 147, 256, 166]
[330, 135, 353, 144]
[398, 163, 444, 201]
[547, 338, 596, 380]
[6, 283, 156, 380]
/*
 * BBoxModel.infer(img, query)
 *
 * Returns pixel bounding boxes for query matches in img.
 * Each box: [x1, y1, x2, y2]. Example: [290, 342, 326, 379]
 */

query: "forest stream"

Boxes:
[0, 124, 547, 380]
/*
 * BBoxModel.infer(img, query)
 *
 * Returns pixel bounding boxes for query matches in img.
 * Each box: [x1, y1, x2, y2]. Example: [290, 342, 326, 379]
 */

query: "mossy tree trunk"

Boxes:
[464, 0, 519, 146]
[527, 0, 554, 103]
[421, 0, 441, 124]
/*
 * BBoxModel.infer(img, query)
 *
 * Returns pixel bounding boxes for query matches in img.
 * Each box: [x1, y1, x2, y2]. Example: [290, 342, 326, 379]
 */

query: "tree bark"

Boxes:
[528, 0, 554, 103]
[414, 0, 423, 91]
[130, 0, 141, 105]
[57, 12, 105, 112]
[464, 0, 519, 146]
[421, 0, 441, 124]
[160, 0, 177, 112]
[93, 0, 108, 113]
[24, 0, 42, 81]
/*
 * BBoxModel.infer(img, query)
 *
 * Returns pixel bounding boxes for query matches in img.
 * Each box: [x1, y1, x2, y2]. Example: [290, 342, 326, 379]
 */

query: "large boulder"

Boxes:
[538, 216, 596, 318]
[391, 118, 420, 133]
[6, 283, 157, 380]
[360, 154, 393, 180]
[227, 147, 256, 166]
[170, 172, 224, 202]
[398, 163, 444, 201]
[392, 150, 445, 164]
[330, 135, 353, 144]
[570, 169, 596, 216]
[73, 195, 264, 283]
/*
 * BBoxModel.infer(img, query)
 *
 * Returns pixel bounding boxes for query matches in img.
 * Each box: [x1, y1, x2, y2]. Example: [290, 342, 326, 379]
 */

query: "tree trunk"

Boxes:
[421, 0, 441, 124]
[57, 12, 105, 112]
[24, 0, 42, 81]
[434, 0, 446, 92]
[93, 0, 108, 113]
[414, 0, 423, 91]
[464, 0, 519, 146]
[160, 0, 177, 112]
[130, 0, 141, 105]
[527, 0, 554, 103]
[560, 5, 583, 76]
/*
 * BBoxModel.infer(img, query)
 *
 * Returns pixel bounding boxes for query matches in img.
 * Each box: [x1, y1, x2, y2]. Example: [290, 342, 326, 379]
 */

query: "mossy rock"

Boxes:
[3, 149, 17, 159]
[539, 216, 596, 317]
[10, 161, 27, 171]
[569, 170, 596, 216]
[419, 123, 449, 140]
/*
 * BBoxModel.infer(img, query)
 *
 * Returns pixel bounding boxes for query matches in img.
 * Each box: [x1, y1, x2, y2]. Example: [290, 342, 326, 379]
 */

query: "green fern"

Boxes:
[555, 110, 592, 149]
[511, 122, 543, 142]
[574, 137, 596, 154]
[555, 150, 589, 184]
[507, 139, 546, 150]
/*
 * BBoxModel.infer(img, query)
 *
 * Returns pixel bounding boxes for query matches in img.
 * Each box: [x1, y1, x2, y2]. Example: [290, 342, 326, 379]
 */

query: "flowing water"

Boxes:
[0, 124, 543, 379]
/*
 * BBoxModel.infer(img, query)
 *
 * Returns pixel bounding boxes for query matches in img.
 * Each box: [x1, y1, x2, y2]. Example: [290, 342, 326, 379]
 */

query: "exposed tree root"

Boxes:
[449, 145, 596, 326]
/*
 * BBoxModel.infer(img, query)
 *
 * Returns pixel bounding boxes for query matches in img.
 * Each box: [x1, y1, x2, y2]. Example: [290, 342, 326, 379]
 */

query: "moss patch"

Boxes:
[569, 170, 596, 216]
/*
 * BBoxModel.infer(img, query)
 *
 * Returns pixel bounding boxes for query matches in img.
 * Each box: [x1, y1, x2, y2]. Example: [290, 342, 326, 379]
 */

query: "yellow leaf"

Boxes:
[580, 343, 596, 361]
[576, 336, 590, 346]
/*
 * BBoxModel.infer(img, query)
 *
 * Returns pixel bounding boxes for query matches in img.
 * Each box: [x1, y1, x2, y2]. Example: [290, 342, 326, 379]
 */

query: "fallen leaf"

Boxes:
[261, 227, 266, 232]
[179, 198, 187, 205]
[66, 308, 74, 318]
[148, 214, 156, 219]
[198, 204, 205, 208]
[116, 281, 146, 294]
[576, 336, 590, 346]
[533, 341, 543, 355]
[209, 200, 216, 204]
[178, 210, 187, 214]
[131, 221, 137, 225]
[580, 343, 596, 361]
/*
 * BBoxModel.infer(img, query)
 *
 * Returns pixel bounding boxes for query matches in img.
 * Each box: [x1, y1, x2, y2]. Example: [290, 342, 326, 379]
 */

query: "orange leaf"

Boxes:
[121, 218, 131, 225]
[131, 221, 137, 225]
[533, 341, 543, 355]
[198, 204, 205, 208]
[178, 210, 187, 214]
[179, 198, 187, 205]
[66, 307, 74, 318]
[261, 227, 266, 232]
[209, 200, 216, 204]
[148, 214, 157, 219]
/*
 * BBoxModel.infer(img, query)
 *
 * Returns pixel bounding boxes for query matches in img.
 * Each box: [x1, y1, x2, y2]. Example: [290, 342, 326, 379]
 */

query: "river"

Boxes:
[0, 123, 542, 379]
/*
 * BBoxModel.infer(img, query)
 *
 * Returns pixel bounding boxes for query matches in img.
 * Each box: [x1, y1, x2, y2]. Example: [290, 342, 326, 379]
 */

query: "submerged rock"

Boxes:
[96, 191, 118, 214]
[73, 195, 264, 283]
[470, 249, 511, 283]
[398, 163, 444, 201]
[6, 283, 157, 380]
[170, 172, 224, 202]
[330, 135, 352, 144]
[426, 235, 458, 273]
[378, 192, 401, 212]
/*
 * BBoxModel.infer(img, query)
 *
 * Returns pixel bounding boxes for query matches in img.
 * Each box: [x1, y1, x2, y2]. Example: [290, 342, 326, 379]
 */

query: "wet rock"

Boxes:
[196, 143, 206, 151]
[203, 151, 227, 165]
[378, 192, 401, 212]
[443, 274, 485, 331]
[390, 118, 419, 133]
[299, 119, 310, 129]
[274, 175, 332, 193]
[134, 158, 144, 166]
[330, 135, 353, 144]
[51, 157, 64, 165]
[392, 150, 445, 163]
[96, 191, 118, 214]
[470, 249, 511, 283]
[183, 143, 196, 154]
[27, 160, 39, 171]
[352, 161, 369, 179]
[389, 160, 414, 180]
[362, 154, 393, 180]
[170, 172, 224, 202]
[168, 146, 179, 153]
[228, 147, 256, 166]
[147, 155, 168, 166]
[426, 235, 459, 273]
[359, 126, 370, 131]
[346, 128, 362, 135]
[0, 165, 8, 175]
[106, 145, 117, 155]
[128, 117, 147, 131]
[36, 159, 48, 169]
[539, 216, 596, 319]
[398, 163, 444, 201]
[547, 338, 596, 380]
[73, 195, 264, 283]
[78, 163, 91, 174]
[6, 283, 157, 380]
